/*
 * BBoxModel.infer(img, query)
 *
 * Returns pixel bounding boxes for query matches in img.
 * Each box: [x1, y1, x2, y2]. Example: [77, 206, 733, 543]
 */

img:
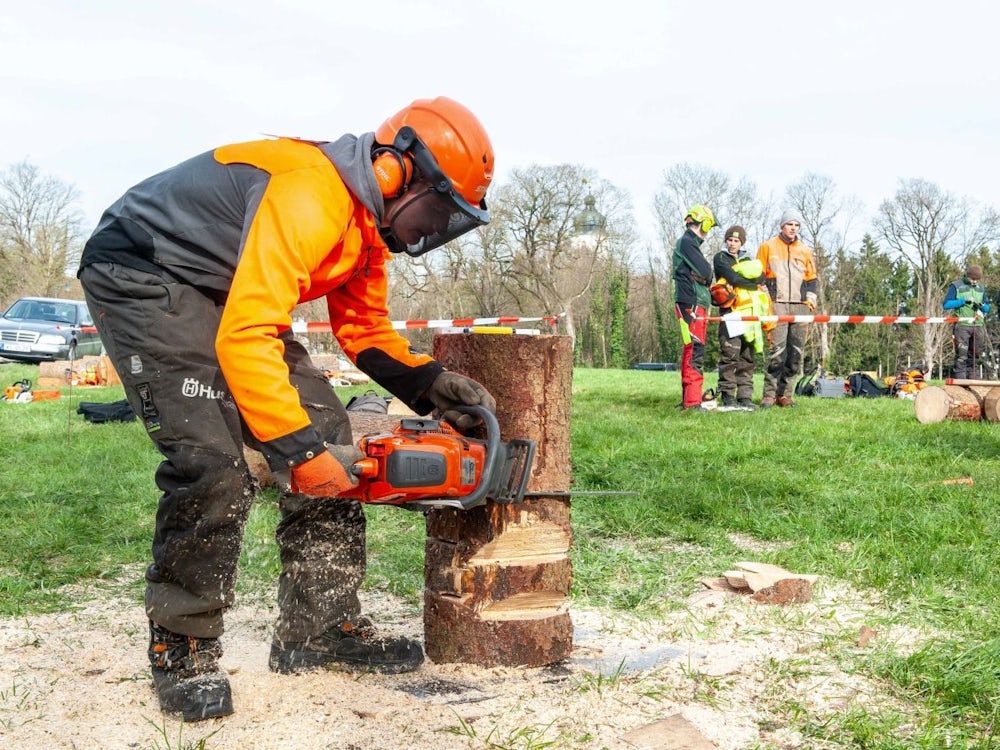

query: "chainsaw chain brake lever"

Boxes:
[402, 404, 536, 511]
[444, 405, 501, 509]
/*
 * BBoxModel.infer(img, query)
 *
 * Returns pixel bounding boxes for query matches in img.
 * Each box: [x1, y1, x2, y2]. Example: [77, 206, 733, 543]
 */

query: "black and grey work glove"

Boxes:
[425, 371, 497, 430]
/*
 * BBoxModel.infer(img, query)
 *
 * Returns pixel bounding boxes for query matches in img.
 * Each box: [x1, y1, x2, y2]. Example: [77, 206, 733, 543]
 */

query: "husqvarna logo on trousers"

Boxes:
[181, 378, 226, 400]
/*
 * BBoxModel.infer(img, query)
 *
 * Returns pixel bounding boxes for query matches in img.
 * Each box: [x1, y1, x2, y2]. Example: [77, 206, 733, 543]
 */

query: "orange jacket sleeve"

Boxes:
[213, 139, 442, 468]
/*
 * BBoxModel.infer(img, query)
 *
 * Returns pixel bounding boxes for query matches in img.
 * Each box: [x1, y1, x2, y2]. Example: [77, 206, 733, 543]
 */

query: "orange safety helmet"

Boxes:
[376, 97, 493, 207]
[375, 97, 494, 255]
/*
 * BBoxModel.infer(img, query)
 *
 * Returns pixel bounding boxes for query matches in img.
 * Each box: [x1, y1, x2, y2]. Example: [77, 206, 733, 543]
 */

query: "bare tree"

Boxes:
[0, 160, 84, 306]
[785, 173, 864, 364]
[653, 162, 770, 261]
[874, 178, 1000, 374]
[491, 164, 633, 345]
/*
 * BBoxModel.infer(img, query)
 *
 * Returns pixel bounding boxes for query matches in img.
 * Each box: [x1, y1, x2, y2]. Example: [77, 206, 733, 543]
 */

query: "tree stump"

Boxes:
[424, 333, 573, 667]
[914, 384, 983, 424]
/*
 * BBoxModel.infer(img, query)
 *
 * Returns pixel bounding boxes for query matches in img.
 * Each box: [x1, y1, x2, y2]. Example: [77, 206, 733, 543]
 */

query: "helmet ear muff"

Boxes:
[372, 147, 413, 199]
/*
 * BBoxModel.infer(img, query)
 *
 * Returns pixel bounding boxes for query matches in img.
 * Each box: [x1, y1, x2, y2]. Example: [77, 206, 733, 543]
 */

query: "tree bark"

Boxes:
[424, 333, 573, 666]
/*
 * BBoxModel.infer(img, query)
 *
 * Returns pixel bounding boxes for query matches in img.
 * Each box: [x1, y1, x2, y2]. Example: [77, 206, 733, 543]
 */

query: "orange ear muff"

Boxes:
[372, 147, 413, 199]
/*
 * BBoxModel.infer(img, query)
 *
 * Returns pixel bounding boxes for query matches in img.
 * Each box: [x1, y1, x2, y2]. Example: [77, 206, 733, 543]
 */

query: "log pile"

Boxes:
[914, 379, 1000, 424]
[37, 354, 121, 387]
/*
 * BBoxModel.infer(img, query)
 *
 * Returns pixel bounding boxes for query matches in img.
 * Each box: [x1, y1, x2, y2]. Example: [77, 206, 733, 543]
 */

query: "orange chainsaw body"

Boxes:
[344, 406, 535, 510]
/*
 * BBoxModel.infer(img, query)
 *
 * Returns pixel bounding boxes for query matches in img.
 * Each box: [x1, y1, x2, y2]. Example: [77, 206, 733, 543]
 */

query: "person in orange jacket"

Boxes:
[756, 210, 818, 407]
[77, 97, 496, 720]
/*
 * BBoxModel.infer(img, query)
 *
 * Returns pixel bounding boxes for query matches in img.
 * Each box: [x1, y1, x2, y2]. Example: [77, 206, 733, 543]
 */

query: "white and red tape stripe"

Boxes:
[701, 314, 972, 324]
[291, 313, 565, 334]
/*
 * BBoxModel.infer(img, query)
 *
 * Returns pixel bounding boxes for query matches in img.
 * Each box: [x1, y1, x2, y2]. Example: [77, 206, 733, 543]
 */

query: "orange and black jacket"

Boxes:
[756, 235, 817, 304]
[79, 134, 443, 468]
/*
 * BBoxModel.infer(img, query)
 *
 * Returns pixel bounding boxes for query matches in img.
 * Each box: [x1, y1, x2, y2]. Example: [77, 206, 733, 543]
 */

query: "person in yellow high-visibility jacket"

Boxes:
[712, 226, 769, 408]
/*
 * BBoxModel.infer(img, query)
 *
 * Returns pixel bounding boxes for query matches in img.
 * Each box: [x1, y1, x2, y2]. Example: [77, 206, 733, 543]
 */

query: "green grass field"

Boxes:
[1, 361, 999, 747]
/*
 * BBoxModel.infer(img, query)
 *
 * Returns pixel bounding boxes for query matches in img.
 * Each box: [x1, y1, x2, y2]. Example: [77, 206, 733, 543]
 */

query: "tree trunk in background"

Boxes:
[424, 333, 573, 666]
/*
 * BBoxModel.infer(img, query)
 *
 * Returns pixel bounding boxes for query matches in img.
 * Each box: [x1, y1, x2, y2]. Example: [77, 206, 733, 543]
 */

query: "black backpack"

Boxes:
[847, 372, 890, 398]
[77, 399, 137, 423]
[794, 372, 817, 397]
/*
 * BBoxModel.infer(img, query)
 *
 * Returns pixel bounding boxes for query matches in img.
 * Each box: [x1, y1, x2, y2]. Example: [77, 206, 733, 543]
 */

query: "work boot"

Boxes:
[720, 394, 737, 408]
[760, 396, 775, 408]
[737, 399, 757, 410]
[148, 621, 233, 721]
[776, 396, 795, 407]
[269, 616, 424, 675]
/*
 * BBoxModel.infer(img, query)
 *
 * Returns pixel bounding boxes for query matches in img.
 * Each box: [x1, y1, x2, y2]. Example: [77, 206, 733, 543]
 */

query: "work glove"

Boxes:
[981, 302, 992, 314]
[425, 371, 496, 430]
[805, 292, 818, 313]
[289, 444, 363, 497]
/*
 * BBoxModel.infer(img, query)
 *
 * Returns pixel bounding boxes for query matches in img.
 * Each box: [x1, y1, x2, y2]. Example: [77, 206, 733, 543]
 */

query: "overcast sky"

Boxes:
[3, 0, 998, 250]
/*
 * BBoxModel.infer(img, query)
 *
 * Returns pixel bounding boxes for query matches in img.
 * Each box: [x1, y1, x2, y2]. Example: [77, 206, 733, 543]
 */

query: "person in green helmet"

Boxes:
[673, 205, 717, 409]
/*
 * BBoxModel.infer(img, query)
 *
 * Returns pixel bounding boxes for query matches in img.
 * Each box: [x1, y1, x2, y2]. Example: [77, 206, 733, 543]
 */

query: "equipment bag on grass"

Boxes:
[847, 372, 890, 398]
[77, 399, 137, 423]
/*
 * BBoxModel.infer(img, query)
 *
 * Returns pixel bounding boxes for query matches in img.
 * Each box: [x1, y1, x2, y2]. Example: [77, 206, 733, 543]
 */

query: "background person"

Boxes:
[943, 265, 991, 378]
[77, 97, 496, 721]
[673, 205, 717, 410]
[756, 210, 818, 407]
[712, 225, 767, 409]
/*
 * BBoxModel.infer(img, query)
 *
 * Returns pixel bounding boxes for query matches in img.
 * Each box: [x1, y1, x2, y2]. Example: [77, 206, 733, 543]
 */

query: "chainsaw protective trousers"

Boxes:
[80, 262, 363, 641]
[763, 301, 808, 400]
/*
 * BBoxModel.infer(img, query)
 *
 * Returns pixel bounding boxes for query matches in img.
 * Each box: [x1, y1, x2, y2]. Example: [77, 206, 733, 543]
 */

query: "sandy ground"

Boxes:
[0, 567, 923, 750]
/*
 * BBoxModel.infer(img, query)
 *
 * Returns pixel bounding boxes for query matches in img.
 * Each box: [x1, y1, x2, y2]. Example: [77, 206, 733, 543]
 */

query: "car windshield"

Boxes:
[4, 299, 79, 324]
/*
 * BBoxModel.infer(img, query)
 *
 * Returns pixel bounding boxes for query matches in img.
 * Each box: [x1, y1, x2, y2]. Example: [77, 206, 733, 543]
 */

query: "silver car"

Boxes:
[0, 296, 103, 362]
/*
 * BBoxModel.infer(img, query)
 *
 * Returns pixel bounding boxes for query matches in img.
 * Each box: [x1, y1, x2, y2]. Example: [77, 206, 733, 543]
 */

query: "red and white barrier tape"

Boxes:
[291, 313, 564, 334]
[700, 314, 972, 324]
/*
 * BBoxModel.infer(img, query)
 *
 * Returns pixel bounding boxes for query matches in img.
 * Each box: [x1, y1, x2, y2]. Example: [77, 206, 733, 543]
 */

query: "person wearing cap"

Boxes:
[756, 210, 818, 407]
[712, 225, 767, 408]
[943, 265, 991, 378]
[673, 205, 718, 409]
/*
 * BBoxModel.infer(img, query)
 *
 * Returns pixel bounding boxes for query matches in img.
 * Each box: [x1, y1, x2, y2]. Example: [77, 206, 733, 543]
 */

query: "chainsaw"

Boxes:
[342, 405, 536, 511]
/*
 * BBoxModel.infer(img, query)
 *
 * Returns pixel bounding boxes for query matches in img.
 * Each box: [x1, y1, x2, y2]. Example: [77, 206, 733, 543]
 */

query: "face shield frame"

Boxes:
[380, 126, 490, 257]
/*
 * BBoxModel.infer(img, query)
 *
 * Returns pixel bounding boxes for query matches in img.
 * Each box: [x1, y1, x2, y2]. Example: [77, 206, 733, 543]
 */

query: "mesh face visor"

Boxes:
[382, 127, 490, 257]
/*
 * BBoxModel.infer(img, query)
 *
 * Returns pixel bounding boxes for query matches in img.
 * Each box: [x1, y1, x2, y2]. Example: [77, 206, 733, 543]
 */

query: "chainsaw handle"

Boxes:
[449, 404, 501, 509]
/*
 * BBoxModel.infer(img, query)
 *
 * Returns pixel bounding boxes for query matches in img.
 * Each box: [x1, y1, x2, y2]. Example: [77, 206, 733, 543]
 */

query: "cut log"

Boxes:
[966, 385, 992, 408]
[982, 387, 1000, 422]
[424, 333, 573, 666]
[914, 384, 983, 424]
[37, 354, 120, 386]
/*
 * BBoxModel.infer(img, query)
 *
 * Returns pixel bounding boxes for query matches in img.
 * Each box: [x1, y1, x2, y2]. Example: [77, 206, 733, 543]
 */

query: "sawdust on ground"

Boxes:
[0, 567, 926, 750]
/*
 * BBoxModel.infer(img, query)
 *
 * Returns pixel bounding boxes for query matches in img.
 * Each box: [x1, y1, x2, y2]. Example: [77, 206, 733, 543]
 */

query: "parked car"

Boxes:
[0, 296, 103, 362]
